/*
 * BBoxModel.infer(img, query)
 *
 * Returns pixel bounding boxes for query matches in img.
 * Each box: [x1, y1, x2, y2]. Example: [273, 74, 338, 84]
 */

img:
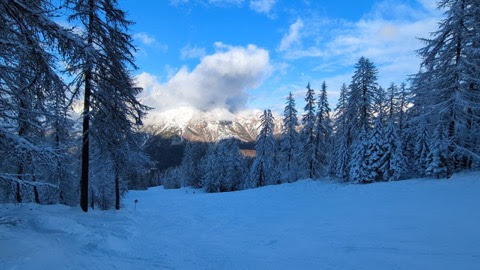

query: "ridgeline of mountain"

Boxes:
[141, 108, 283, 171]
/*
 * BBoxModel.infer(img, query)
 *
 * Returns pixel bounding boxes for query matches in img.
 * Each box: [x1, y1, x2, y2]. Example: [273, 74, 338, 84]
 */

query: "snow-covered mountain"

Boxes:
[143, 107, 283, 143]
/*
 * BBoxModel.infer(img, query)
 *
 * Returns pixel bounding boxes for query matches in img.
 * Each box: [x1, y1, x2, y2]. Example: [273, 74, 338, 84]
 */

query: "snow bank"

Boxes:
[1, 172, 479, 269]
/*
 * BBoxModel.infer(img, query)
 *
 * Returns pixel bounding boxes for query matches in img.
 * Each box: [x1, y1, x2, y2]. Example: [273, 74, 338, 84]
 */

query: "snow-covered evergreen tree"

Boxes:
[378, 85, 407, 181]
[397, 83, 409, 135]
[0, 0, 84, 204]
[222, 139, 247, 191]
[249, 110, 276, 187]
[411, 0, 480, 175]
[68, 0, 149, 211]
[413, 122, 431, 176]
[313, 81, 333, 178]
[349, 127, 370, 183]
[426, 127, 449, 179]
[365, 117, 385, 182]
[279, 92, 301, 183]
[346, 57, 379, 137]
[201, 144, 221, 193]
[331, 83, 350, 181]
[301, 83, 317, 179]
[380, 121, 406, 181]
[181, 142, 208, 188]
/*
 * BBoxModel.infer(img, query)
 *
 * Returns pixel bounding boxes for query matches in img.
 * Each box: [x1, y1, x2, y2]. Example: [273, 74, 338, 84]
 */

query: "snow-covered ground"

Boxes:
[1, 172, 480, 270]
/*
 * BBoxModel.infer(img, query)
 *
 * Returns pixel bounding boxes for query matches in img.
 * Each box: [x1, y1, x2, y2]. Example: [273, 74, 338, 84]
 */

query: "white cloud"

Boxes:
[136, 43, 272, 122]
[133, 32, 168, 51]
[278, 0, 442, 88]
[278, 18, 304, 52]
[249, 0, 277, 14]
[180, 45, 206, 59]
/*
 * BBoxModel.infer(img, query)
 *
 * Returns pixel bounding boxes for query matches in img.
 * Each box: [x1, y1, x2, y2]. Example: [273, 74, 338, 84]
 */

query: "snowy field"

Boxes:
[1, 172, 480, 270]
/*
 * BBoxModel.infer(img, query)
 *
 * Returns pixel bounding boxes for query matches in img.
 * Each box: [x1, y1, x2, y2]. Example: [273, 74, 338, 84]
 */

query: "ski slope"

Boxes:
[1, 172, 480, 269]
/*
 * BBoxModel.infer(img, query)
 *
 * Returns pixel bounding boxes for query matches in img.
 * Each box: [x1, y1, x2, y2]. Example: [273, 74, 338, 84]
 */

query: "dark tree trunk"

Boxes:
[90, 189, 95, 210]
[80, 0, 95, 212]
[115, 166, 120, 210]
[15, 182, 22, 204]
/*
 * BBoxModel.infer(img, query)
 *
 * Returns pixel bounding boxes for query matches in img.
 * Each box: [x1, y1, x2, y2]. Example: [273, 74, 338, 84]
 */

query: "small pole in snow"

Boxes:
[134, 199, 138, 210]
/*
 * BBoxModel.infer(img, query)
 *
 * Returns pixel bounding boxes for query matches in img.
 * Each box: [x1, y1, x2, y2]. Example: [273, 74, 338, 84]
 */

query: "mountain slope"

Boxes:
[1, 172, 480, 269]
[144, 107, 283, 143]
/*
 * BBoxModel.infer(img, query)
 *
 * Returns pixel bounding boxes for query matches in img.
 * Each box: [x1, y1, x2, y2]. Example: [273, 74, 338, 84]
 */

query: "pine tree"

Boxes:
[181, 142, 208, 188]
[313, 81, 333, 178]
[0, 0, 84, 203]
[412, 0, 480, 175]
[301, 83, 317, 179]
[279, 92, 301, 183]
[331, 83, 350, 181]
[380, 85, 407, 181]
[202, 144, 221, 193]
[223, 139, 246, 191]
[413, 123, 431, 176]
[381, 121, 406, 181]
[426, 127, 449, 178]
[349, 127, 370, 183]
[346, 57, 379, 137]
[249, 109, 276, 187]
[68, 0, 149, 211]
[365, 117, 385, 182]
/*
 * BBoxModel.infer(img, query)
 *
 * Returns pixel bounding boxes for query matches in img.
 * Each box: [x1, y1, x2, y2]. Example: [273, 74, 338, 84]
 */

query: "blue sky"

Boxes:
[122, 0, 442, 121]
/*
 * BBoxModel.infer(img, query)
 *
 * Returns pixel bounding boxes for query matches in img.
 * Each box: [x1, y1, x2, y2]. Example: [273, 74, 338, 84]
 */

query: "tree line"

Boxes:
[172, 0, 480, 191]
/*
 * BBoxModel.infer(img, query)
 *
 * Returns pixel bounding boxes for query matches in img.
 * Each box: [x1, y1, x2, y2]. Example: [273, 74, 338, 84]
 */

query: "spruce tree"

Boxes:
[68, 0, 149, 211]
[381, 121, 406, 181]
[0, 0, 84, 203]
[301, 83, 317, 179]
[365, 117, 385, 182]
[426, 127, 449, 178]
[346, 57, 378, 137]
[279, 92, 301, 182]
[349, 127, 370, 183]
[313, 81, 332, 178]
[412, 0, 480, 174]
[331, 83, 350, 181]
[249, 109, 276, 187]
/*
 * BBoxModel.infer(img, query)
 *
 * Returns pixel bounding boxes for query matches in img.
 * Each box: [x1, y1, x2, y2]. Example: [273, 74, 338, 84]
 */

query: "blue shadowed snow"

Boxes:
[1, 172, 479, 269]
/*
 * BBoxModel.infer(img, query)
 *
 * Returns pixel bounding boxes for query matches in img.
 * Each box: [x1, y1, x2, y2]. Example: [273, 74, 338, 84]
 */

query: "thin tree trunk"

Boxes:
[80, 0, 95, 212]
[90, 189, 95, 210]
[32, 174, 40, 204]
[115, 165, 120, 210]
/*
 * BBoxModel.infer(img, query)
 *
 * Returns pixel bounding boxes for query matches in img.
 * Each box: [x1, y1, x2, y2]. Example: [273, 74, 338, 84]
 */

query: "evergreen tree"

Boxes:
[377, 85, 407, 181]
[181, 142, 208, 188]
[349, 127, 370, 183]
[301, 83, 317, 179]
[411, 0, 480, 175]
[202, 144, 221, 193]
[279, 92, 301, 182]
[223, 140, 246, 191]
[380, 121, 406, 181]
[346, 57, 379, 137]
[331, 84, 350, 181]
[397, 82, 409, 136]
[313, 81, 332, 178]
[68, 0, 149, 211]
[0, 0, 84, 203]
[426, 127, 449, 178]
[249, 109, 276, 187]
[365, 117, 385, 182]
[413, 122, 431, 176]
